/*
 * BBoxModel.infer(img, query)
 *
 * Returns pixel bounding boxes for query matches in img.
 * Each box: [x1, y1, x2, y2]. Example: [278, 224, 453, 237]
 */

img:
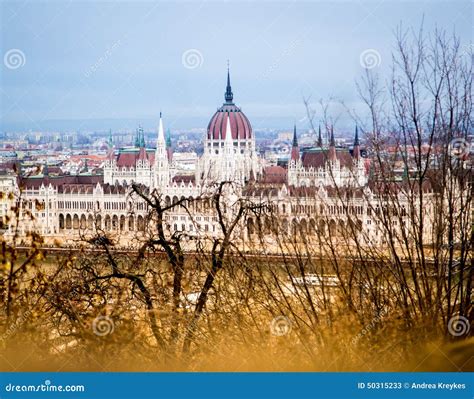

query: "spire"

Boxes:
[223, 113, 235, 181]
[139, 125, 145, 148]
[328, 125, 336, 161]
[353, 125, 361, 160]
[154, 111, 169, 188]
[166, 128, 173, 162]
[157, 112, 165, 145]
[134, 128, 140, 147]
[108, 129, 113, 148]
[225, 62, 233, 103]
[317, 124, 323, 147]
[292, 123, 298, 147]
[291, 124, 300, 162]
[224, 113, 233, 144]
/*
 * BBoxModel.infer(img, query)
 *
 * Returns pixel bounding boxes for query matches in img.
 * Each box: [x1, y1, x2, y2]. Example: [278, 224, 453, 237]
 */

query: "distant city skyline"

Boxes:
[1, 0, 471, 132]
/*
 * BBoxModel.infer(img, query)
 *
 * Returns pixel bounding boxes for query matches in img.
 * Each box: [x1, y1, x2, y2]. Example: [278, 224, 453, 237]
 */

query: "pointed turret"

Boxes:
[157, 112, 165, 145]
[224, 63, 233, 104]
[290, 124, 300, 162]
[330, 125, 335, 146]
[224, 113, 233, 145]
[138, 125, 145, 148]
[328, 125, 336, 161]
[403, 164, 409, 180]
[223, 113, 236, 180]
[154, 112, 170, 188]
[166, 128, 173, 162]
[353, 125, 361, 160]
[138, 127, 147, 160]
[134, 128, 140, 147]
[248, 169, 256, 183]
[317, 124, 323, 147]
[108, 129, 113, 149]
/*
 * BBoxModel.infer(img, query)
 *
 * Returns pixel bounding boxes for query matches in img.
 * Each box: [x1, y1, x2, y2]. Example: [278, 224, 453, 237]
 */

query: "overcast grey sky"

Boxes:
[0, 0, 472, 132]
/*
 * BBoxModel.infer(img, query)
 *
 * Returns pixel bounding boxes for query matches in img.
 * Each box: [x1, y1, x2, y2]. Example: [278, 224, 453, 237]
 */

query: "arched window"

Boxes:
[300, 219, 308, 234]
[105, 215, 111, 231]
[337, 220, 345, 237]
[291, 219, 298, 237]
[73, 214, 79, 230]
[318, 219, 326, 235]
[247, 218, 255, 236]
[65, 214, 72, 229]
[112, 215, 118, 230]
[87, 215, 94, 229]
[137, 215, 145, 231]
[309, 219, 316, 235]
[329, 219, 337, 236]
[80, 214, 86, 229]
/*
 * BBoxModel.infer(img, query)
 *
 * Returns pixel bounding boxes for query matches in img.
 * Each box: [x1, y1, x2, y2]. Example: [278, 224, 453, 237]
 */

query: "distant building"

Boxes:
[0, 68, 459, 249]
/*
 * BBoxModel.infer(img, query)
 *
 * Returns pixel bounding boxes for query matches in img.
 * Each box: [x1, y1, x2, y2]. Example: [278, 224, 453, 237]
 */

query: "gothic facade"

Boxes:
[0, 69, 448, 250]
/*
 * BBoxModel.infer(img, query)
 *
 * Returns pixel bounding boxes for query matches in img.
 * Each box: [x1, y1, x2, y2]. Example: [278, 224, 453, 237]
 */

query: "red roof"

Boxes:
[207, 104, 252, 140]
[301, 149, 354, 169]
[260, 166, 287, 184]
[116, 150, 155, 167]
[21, 174, 103, 190]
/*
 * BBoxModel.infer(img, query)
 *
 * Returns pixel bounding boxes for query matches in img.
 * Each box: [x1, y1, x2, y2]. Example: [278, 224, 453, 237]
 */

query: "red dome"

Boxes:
[207, 68, 252, 140]
[207, 104, 252, 140]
